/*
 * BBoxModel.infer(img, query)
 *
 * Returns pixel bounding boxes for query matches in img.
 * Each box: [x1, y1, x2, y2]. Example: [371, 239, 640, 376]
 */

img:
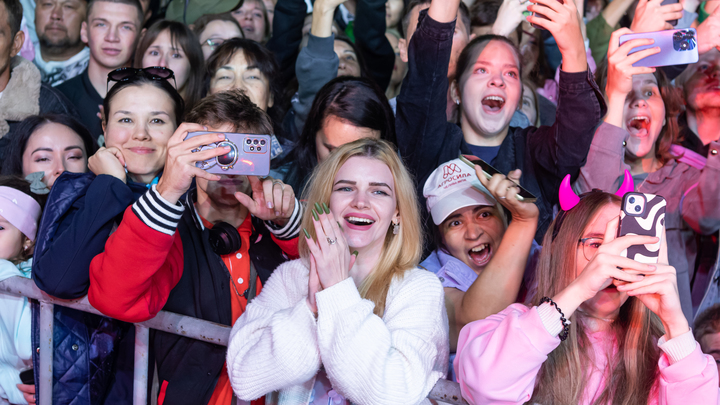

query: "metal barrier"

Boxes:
[0, 276, 468, 405]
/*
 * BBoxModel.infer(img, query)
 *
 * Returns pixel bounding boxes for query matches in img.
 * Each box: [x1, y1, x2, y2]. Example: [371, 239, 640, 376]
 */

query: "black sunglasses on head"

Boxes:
[106, 67, 177, 93]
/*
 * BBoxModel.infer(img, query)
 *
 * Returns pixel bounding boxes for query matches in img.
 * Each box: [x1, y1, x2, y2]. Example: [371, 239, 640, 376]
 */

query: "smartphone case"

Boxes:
[618, 192, 666, 264]
[619, 28, 698, 68]
[186, 132, 271, 176]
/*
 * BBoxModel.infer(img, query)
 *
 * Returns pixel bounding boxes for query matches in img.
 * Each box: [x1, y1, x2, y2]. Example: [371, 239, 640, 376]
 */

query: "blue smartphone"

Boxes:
[619, 28, 698, 68]
[186, 131, 271, 176]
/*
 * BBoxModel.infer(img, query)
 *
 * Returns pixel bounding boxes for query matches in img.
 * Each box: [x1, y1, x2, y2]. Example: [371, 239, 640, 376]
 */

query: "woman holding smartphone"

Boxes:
[576, 28, 720, 324]
[454, 188, 720, 404]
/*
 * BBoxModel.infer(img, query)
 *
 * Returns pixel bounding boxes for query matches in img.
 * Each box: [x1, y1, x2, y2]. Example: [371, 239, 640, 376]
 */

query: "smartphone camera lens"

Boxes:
[250, 146, 255, 151]
[257, 146, 262, 151]
[635, 205, 641, 212]
[216, 141, 238, 168]
[260, 140, 266, 145]
[673, 29, 696, 51]
[246, 139, 252, 145]
[629, 196, 635, 204]
[253, 139, 259, 145]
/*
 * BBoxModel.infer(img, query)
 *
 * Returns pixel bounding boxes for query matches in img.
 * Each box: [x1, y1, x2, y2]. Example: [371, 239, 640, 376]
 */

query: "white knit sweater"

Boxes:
[226, 259, 449, 405]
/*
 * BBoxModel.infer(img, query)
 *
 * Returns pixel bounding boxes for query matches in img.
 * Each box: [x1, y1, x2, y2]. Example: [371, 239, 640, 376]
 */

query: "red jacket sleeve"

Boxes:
[88, 188, 185, 322]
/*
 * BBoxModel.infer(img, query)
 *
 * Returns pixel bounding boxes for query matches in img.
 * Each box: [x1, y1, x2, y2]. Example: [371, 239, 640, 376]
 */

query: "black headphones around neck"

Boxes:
[208, 222, 243, 256]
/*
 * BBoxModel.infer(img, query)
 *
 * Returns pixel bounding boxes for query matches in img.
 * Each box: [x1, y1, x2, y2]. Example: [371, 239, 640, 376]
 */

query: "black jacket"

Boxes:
[396, 10, 607, 246]
[150, 190, 298, 404]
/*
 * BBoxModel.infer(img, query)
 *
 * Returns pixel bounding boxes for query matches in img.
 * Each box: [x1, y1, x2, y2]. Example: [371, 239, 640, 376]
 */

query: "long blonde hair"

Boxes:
[530, 192, 663, 405]
[298, 138, 423, 317]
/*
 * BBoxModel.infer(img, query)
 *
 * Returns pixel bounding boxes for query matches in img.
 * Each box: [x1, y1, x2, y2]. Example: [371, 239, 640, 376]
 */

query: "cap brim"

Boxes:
[430, 186, 496, 225]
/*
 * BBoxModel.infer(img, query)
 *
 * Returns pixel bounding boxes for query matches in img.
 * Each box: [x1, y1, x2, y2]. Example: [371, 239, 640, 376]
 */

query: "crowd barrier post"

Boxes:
[0, 276, 468, 405]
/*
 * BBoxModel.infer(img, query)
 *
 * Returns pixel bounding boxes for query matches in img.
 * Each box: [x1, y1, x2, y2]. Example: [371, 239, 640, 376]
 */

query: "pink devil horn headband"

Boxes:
[615, 170, 634, 198]
[558, 170, 635, 212]
[558, 174, 579, 211]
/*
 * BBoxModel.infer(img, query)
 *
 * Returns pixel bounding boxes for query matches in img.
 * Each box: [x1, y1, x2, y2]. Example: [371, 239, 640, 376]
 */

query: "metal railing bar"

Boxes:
[0, 276, 469, 405]
[38, 302, 54, 405]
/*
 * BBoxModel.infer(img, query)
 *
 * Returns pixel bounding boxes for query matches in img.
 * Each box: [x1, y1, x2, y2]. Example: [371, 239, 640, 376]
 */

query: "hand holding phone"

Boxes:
[630, 0, 683, 32]
[458, 155, 537, 202]
[187, 132, 271, 177]
[619, 28, 699, 67]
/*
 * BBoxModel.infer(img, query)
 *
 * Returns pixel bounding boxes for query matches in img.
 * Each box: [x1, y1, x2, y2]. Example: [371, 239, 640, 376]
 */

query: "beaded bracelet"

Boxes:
[540, 296, 571, 341]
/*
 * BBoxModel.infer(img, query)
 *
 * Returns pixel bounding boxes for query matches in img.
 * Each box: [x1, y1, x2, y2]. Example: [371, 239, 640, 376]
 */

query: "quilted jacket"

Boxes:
[31, 172, 147, 404]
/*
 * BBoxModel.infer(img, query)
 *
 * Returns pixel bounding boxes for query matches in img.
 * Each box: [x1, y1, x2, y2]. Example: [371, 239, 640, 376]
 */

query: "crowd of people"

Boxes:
[0, 0, 719, 402]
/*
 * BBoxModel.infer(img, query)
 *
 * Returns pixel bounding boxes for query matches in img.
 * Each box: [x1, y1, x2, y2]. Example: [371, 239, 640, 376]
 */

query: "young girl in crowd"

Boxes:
[1, 114, 94, 188]
[454, 187, 720, 404]
[231, 0, 272, 44]
[576, 28, 720, 324]
[396, 0, 606, 244]
[227, 138, 448, 404]
[275, 76, 396, 196]
[27, 69, 184, 404]
[0, 176, 42, 405]
[420, 159, 539, 380]
[135, 20, 205, 113]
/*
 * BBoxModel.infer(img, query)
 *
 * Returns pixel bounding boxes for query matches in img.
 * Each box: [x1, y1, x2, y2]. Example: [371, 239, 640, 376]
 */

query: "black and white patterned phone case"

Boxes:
[618, 192, 666, 264]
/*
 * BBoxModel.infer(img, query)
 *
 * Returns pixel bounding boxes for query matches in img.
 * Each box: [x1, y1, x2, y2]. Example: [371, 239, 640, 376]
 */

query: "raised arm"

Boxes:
[447, 170, 539, 351]
[291, 0, 342, 134]
[227, 261, 322, 400]
[354, 0, 395, 90]
[395, 2, 464, 187]
[265, 0, 307, 90]
[523, 0, 606, 205]
[317, 270, 448, 404]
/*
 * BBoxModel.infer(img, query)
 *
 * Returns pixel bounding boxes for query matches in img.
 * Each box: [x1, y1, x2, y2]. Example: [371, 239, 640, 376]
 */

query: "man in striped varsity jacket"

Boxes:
[87, 91, 303, 405]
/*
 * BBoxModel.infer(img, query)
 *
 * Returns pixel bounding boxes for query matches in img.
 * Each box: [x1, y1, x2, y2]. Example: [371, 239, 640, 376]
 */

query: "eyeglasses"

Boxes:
[106, 67, 176, 93]
[202, 37, 226, 52]
[578, 237, 603, 261]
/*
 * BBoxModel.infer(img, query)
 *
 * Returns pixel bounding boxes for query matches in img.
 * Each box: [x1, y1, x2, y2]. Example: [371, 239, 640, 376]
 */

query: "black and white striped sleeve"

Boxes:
[264, 198, 303, 240]
[132, 185, 185, 235]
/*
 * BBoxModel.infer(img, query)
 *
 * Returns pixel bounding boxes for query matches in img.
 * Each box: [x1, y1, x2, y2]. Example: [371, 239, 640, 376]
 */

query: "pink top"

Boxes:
[454, 303, 720, 405]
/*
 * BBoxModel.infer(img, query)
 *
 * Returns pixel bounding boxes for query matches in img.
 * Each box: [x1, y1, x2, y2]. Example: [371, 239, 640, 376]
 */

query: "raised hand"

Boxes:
[617, 233, 689, 339]
[526, 0, 586, 73]
[478, 168, 539, 224]
[311, 0, 347, 38]
[156, 124, 227, 204]
[697, 6, 720, 54]
[304, 203, 357, 290]
[234, 176, 296, 226]
[630, 0, 684, 33]
[604, 28, 660, 127]
[88, 146, 127, 182]
[492, 0, 530, 38]
[553, 216, 658, 318]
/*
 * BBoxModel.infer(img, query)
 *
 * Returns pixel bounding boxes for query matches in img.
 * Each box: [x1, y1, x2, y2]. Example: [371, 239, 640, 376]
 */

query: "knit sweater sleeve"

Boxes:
[656, 330, 720, 404]
[226, 259, 321, 401]
[315, 269, 449, 405]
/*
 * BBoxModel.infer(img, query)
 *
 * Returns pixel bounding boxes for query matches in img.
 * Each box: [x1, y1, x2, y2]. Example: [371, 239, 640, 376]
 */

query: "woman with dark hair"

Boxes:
[275, 76, 396, 195]
[230, 0, 271, 44]
[206, 38, 281, 116]
[576, 28, 720, 324]
[454, 190, 719, 404]
[27, 69, 184, 404]
[135, 20, 205, 113]
[396, 0, 605, 246]
[1, 114, 95, 188]
[193, 13, 244, 60]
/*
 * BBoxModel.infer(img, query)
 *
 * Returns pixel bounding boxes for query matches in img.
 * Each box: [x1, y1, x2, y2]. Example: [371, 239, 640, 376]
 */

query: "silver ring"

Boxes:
[327, 237, 337, 245]
[272, 180, 284, 188]
[499, 196, 507, 199]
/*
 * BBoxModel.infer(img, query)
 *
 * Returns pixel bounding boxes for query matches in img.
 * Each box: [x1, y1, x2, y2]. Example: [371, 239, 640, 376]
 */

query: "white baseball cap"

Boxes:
[423, 158, 497, 225]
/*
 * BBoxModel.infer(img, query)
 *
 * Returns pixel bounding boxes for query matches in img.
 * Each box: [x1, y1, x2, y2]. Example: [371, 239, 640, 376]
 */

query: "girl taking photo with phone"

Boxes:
[577, 28, 720, 324]
[454, 186, 720, 405]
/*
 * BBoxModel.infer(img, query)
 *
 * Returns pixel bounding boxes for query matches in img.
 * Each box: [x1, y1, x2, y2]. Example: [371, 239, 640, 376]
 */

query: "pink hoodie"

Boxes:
[454, 303, 720, 405]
